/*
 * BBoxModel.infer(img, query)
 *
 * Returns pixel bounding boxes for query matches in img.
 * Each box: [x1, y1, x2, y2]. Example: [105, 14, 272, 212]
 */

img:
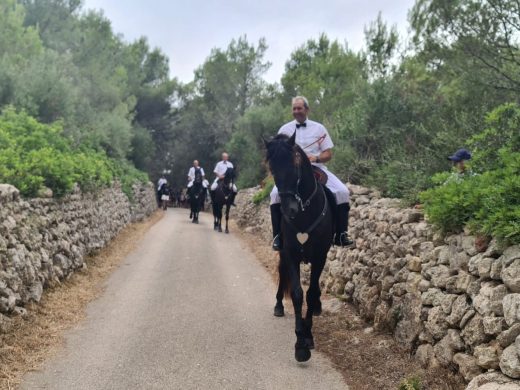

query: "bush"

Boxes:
[0, 108, 147, 198]
[420, 104, 520, 245]
[398, 375, 421, 390]
[252, 176, 274, 204]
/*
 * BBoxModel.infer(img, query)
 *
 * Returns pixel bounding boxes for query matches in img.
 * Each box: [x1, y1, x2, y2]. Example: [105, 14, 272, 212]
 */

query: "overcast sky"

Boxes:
[83, 0, 416, 84]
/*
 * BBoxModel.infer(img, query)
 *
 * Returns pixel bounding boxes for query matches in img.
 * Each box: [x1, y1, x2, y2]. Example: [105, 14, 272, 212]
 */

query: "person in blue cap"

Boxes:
[447, 148, 472, 182]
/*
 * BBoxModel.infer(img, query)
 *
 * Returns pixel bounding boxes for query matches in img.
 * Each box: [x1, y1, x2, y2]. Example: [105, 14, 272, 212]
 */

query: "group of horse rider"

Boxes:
[160, 95, 354, 250]
[186, 153, 238, 206]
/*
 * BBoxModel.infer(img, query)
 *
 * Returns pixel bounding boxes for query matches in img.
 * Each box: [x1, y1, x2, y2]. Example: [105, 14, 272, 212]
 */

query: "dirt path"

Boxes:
[19, 208, 347, 390]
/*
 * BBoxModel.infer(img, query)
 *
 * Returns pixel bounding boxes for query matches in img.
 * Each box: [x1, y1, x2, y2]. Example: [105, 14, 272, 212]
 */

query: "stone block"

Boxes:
[503, 294, 520, 327]
[454, 353, 484, 382]
[500, 345, 520, 379]
[502, 259, 520, 293]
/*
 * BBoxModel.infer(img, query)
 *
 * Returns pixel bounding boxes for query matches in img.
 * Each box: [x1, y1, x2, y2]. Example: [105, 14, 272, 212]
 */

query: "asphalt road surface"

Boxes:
[22, 208, 348, 390]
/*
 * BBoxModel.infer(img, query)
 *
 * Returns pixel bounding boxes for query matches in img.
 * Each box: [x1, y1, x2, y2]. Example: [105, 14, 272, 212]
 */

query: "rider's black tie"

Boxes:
[296, 122, 307, 128]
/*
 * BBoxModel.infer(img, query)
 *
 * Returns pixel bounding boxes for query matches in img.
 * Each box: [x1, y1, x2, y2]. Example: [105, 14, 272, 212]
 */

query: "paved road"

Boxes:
[22, 208, 347, 390]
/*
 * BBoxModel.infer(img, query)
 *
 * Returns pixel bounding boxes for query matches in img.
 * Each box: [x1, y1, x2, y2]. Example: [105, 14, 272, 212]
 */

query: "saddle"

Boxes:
[313, 166, 336, 223]
[312, 166, 328, 185]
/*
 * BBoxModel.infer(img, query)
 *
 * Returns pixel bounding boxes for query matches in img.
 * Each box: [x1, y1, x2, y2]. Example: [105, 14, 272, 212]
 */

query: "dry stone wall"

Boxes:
[235, 186, 520, 388]
[0, 182, 156, 330]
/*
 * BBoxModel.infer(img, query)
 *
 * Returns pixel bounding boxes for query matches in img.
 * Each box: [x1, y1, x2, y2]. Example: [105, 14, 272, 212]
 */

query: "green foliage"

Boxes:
[398, 375, 422, 390]
[0, 109, 146, 198]
[252, 176, 274, 205]
[228, 101, 286, 188]
[109, 159, 149, 201]
[420, 104, 520, 245]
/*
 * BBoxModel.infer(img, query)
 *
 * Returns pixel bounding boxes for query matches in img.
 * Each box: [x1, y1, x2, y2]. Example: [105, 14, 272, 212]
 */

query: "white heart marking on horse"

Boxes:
[296, 232, 309, 244]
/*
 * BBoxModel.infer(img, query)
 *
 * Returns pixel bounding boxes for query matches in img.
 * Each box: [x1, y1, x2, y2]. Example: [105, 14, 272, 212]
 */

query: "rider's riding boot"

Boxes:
[334, 203, 355, 248]
[270, 204, 283, 251]
[230, 191, 237, 207]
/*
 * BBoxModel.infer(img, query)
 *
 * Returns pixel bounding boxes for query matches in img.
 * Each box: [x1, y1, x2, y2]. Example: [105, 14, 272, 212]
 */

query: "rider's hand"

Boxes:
[307, 155, 317, 163]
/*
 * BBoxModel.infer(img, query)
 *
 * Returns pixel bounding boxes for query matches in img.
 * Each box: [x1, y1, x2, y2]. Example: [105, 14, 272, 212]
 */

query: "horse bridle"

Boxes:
[277, 160, 318, 212]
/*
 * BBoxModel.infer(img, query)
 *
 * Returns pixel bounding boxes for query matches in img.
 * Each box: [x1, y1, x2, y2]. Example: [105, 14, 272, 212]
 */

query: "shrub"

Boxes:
[420, 104, 520, 245]
[0, 108, 147, 198]
[398, 375, 421, 390]
[252, 176, 274, 204]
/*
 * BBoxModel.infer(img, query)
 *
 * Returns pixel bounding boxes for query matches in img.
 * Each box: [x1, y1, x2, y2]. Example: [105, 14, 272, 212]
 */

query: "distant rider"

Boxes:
[210, 152, 237, 206]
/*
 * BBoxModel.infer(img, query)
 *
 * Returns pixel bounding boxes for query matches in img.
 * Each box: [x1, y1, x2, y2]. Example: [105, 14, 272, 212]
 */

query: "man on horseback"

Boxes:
[270, 96, 354, 250]
[187, 160, 209, 189]
[210, 152, 237, 206]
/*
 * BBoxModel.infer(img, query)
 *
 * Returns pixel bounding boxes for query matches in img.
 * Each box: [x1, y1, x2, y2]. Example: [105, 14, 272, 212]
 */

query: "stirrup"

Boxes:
[272, 234, 282, 251]
[334, 232, 355, 248]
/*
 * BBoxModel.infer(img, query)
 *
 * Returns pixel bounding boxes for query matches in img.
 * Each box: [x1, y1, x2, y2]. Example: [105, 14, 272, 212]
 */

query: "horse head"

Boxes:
[264, 132, 314, 219]
[223, 167, 235, 186]
[194, 168, 203, 184]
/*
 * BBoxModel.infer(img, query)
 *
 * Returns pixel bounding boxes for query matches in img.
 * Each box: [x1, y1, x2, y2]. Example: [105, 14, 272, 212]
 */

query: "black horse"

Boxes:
[188, 169, 206, 223]
[211, 167, 235, 233]
[158, 183, 171, 210]
[265, 132, 334, 362]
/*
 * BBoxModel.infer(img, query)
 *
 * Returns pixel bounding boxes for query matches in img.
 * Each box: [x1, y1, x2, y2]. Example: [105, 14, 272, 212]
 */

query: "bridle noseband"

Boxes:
[277, 158, 318, 212]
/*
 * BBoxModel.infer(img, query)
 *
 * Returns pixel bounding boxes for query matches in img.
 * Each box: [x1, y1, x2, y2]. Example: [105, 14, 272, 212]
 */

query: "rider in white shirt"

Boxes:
[270, 96, 354, 250]
[187, 160, 209, 188]
[157, 176, 167, 191]
[210, 152, 238, 205]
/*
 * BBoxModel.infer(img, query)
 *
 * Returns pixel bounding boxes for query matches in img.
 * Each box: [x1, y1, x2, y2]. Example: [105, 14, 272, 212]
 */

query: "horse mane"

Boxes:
[224, 167, 235, 182]
[266, 133, 311, 170]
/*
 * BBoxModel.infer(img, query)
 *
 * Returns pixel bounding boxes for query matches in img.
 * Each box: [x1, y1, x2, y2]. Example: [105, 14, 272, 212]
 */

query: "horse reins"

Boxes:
[278, 154, 328, 241]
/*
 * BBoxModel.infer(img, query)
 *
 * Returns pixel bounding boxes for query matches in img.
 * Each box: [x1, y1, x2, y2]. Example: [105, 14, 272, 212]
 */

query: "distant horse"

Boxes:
[264, 132, 334, 362]
[158, 183, 171, 210]
[211, 167, 235, 233]
[188, 169, 206, 223]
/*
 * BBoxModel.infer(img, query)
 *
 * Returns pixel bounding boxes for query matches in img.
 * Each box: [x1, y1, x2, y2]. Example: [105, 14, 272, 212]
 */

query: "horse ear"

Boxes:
[288, 131, 296, 146]
[261, 135, 269, 148]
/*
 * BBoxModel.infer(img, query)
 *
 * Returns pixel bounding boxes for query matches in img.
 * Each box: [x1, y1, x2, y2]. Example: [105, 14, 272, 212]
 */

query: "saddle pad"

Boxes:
[313, 166, 328, 185]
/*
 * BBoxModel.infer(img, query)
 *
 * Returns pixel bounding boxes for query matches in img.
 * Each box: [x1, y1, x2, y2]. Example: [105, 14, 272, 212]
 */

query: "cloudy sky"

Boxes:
[83, 0, 416, 84]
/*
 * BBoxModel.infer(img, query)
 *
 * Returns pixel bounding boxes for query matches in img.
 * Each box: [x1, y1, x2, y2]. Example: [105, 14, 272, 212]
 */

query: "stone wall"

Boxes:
[0, 181, 156, 329]
[235, 186, 520, 387]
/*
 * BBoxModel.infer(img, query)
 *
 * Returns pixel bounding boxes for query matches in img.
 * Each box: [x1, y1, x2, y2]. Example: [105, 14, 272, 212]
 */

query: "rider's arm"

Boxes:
[308, 149, 332, 163]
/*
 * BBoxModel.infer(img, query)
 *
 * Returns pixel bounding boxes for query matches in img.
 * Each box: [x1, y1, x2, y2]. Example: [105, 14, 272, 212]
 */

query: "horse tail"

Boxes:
[278, 256, 291, 298]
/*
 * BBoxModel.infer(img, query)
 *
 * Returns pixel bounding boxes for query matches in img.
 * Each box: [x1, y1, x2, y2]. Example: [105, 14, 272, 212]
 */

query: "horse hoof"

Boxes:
[273, 305, 284, 317]
[305, 337, 315, 350]
[225, 229, 229, 234]
[313, 301, 322, 316]
[295, 346, 311, 362]
[218, 227, 222, 232]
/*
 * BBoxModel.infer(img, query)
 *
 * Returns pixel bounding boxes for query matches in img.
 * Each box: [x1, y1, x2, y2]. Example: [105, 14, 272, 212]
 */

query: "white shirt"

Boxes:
[278, 119, 334, 168]
[213, 160, 234, 178]
[188, 166, 205, 181]
[157, 177, 167, 190]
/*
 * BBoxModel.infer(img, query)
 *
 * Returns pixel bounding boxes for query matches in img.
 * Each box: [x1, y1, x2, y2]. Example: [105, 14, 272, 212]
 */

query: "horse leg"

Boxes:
[274, 258, 286, 317]
[302, 257, 325, 350]
[284, 254, 310, 362]
[211, 197, 218, 230]
[308, 258, 325, 316]
[224, 204, 230, 233]
[217, 209, 223, 232]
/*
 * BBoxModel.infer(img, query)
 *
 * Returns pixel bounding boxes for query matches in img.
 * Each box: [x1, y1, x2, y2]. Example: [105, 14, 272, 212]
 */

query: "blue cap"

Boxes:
[448, 148, 471, 162]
